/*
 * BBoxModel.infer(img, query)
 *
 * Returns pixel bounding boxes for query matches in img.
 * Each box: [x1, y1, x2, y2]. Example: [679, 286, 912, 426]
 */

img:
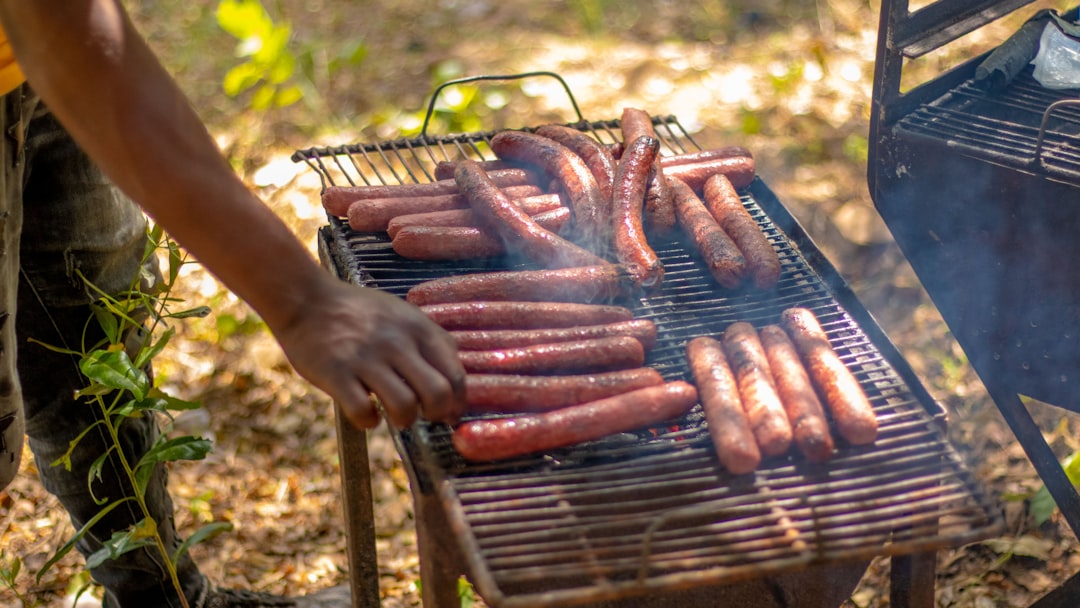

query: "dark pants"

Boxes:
[0, 85, 205, 607]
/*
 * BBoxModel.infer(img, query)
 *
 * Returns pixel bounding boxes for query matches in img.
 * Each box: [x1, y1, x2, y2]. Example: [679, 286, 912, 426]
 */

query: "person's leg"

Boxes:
[17, 99, 206, 607]
[0, 86, 26, 494]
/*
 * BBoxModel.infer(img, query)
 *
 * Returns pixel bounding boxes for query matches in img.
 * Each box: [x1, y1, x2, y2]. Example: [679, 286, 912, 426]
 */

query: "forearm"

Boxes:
[0, 0, 325, 332]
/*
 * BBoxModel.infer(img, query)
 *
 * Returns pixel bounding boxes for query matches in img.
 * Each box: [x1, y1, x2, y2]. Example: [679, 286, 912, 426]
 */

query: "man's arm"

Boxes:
[0, 0, 465, 428]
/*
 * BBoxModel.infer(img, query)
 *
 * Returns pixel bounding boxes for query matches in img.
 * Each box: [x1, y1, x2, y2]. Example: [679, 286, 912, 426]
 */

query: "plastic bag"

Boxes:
[1031, 15, 1080, 90]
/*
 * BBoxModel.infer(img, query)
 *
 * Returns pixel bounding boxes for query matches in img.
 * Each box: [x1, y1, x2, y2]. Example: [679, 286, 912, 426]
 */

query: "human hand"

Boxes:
[271, 276, 466, 430]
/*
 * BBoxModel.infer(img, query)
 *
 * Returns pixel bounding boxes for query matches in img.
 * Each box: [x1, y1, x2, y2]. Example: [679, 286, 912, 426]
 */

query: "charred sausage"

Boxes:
[687, 336, 761, 475]
[343, 184, 543, 232]
[621, 107, 676, 236]
[779, 308, 877, 445]
[612, 135, 665, 288]
[404, 264, 646, 306]
[385, 193, 563, 238]
[722, 322, 793, 457]
[662, 157, 757, 191]
[390, 208, 571, 261]
[465, 368, 665, 413]
[451, 318, 657, 351]
[703, 173, 781, 289]
[452, 381, 699, 461]
[419, 301, 634, 330]
[457, 335, 646, 375]
[454, 159, 608, 268]
[534, 124, 618, 205]
[670, 176, 748, 289]
[660, 146, 753, 167]
[323, 168, 538, 217]
[759, 325, 836, 462]
[490, 130, 609, 246]
[434, 159, 518, 181]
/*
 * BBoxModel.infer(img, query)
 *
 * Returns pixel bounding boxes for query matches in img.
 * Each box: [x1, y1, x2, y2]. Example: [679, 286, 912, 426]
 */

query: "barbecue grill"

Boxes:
[293, 72, 1003, 607]
[869, 0, 1080, 567]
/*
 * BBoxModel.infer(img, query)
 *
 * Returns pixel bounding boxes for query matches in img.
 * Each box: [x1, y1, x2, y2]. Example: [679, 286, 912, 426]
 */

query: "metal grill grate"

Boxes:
[295, 116, 1003, 607]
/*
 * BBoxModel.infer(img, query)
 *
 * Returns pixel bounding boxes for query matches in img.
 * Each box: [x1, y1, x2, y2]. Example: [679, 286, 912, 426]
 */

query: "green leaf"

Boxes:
[80, 349, 149, 400]
[274, 85, 303, 108]
[223, 62, 263, 96]
[267, 51, 296, 85]
[216, 0, 271, 41]
[147, 387, 201, 412]
[166, 305, 212, 320]
[138, 436, 212, 468]
[134, 326, 174, 370]
[51, 420, 106, 471]
[90, 302, 120, 343]
[252, 84, 276, 110]
[172, 522, 234, 565]
[84, 523, 157, 570]
[37, 497, 134, 581]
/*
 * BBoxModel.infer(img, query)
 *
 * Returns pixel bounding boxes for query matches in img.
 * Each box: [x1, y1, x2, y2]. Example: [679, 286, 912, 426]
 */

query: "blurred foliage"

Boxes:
[216, 0, 304, 109]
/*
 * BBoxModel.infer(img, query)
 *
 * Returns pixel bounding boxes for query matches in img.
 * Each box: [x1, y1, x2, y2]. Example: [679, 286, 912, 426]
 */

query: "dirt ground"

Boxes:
[3, 1, 1080, 607]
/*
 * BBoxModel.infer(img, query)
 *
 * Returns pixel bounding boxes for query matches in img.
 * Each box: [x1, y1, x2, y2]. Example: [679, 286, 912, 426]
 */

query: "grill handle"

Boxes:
[1031, 98, 1080, 170]
[419, 71, 585, 139]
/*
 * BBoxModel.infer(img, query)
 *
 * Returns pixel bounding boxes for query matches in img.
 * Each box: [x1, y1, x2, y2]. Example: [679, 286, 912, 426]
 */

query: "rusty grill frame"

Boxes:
[294, 108, 1003, 606]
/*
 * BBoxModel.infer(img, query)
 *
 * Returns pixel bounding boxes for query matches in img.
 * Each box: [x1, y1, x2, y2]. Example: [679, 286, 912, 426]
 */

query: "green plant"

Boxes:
[25, 224, 230, 608]
[216, 0, 304, 110]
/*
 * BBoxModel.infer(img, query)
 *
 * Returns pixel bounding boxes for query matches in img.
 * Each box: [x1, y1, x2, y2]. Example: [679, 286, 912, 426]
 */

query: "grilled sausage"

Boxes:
[660, 146, 753, 168]
[457, 335, 646, 375]
[451, 318, 657, 351]
[404, 264, 646, 306]
[612, 135, 665, 288]
[662, 156, 757, 191]
[452, 381, 699, 461]
[342, 184, 544, 232]
[385, 193, 563, 238]
[670, 176, 748, 289]
[434, 158, 518, 181]
[465, 368, 665, 413]
[759, 325, 836, 462]
[322, 168, 539, 217]
[687, 336, 761, 475]
[621, 107, 676, 236]
[419, 301, 634, 330]
[534, 124, 618, 205]
[454, 159, 608, 268]
[722, 322, 793, 457]
[703, 173, 781, 290]
[390, 208, 571, 261]
[490, 130, 609, 246]
[779, 308, 878, 445]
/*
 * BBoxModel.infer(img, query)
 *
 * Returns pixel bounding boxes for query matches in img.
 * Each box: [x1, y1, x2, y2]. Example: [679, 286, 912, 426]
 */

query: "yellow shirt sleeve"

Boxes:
[0, 30, 25, 96]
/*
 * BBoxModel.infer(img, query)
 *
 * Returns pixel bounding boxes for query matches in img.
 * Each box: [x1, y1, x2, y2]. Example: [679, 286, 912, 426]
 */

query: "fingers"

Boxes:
[363, 340, 466, 429]
[335, 381, 381, 430]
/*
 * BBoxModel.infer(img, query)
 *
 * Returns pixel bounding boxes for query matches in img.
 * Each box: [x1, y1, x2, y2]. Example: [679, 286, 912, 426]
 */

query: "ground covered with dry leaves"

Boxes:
[3, 1, 1080, 607]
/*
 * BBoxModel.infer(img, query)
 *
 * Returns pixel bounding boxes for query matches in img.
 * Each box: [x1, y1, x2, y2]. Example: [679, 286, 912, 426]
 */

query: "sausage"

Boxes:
[759, 325, 836, 462]
[451, 318, 658, 351]
[703, 173, 781, 290]
[779, 308, 877, 445]
[419, 301, 634, 330]
[322, 168, 539, 217]
[660, 146, 753, 168]
[452, 381, 699, 461]
[465, 368, 665, 413]
[385, 193, 563, 238]
[722, 322, 793, 457]
[534, 124, 618, 204]
[611, 135, 665, 288]
[454, 159, 608, 268]
[687, 336, 761, 474]
[434, 158, 518, 181]
[404, 264, 646, 306]
[390, 208, 571, 261]
[662, 156, 757, 191]
[343, 184, 543, 231]
[490, 130, 609, 246]
[457, 335, 646, 375]
[621, 107, 676, 236]
[670, 176, 748, 289]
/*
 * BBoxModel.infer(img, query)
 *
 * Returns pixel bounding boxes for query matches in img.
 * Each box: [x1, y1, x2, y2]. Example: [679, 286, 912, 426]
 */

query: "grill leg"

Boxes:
[414, 487, 466, 607]
[335, 403, 382, 608]
[986, 385, 1080, 539]
[890, 552, 936, 608]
